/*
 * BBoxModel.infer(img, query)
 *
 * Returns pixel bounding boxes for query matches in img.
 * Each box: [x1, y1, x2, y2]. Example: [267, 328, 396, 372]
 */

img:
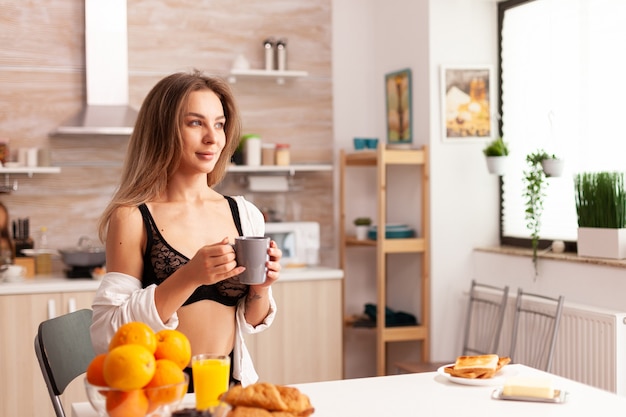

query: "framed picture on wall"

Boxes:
[441, 65, 494, 141]
[385, 68, 412, 148]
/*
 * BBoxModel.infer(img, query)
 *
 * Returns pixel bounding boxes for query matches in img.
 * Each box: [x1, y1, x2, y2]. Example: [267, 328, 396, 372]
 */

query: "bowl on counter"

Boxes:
[84, 375, 189, 417]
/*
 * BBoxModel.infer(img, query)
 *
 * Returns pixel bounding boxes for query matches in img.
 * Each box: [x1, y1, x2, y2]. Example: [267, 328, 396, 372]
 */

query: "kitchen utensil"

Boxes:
[59, 236, 105, 267]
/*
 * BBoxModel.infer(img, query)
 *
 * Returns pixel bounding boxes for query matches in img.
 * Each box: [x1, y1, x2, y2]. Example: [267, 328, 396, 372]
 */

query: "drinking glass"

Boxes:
[192, 354, 230, 411]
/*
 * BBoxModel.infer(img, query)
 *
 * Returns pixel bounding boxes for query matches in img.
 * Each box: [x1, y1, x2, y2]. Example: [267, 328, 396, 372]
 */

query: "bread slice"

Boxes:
[454, 354, 499, 370]
[444, 354, 500, 379]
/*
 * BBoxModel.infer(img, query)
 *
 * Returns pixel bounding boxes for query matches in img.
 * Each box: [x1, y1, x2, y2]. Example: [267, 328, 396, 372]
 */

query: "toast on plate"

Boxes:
[443, 354, 511, 379]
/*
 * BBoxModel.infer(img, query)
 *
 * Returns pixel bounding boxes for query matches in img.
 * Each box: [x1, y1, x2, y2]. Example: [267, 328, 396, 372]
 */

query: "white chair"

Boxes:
[34, 309, 95, 417]
[509, 289, 564, 372]
[396, 280, 509, 373]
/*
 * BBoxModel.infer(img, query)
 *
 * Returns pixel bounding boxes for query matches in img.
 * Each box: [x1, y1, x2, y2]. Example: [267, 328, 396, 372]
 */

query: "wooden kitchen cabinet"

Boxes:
[0, 289, 95, 417]
[244, 278, 343, 385]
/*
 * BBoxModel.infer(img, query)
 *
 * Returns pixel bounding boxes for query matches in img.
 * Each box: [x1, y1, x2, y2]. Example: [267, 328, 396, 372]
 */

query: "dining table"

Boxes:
[71, 364, 626, 417]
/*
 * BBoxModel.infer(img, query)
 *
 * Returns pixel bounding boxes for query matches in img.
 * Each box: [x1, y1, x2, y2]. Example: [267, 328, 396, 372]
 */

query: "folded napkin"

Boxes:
[364, 303, 419, 327]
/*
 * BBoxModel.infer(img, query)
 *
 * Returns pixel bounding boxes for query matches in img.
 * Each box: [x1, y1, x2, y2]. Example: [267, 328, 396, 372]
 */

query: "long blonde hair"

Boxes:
[98, 70, 241, 241]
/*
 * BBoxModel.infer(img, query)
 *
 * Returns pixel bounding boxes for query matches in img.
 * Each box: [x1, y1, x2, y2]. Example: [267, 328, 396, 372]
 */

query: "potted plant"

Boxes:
[540, 153, 564, 177]
[354, 217, 372, 240]
[523, 150, 550, 276]
[575, 171, 626, 259]
[483, 136, 509, 175]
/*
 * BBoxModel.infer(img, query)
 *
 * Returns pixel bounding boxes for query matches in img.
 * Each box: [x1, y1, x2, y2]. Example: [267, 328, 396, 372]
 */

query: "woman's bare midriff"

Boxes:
[176, 299, 237, 367]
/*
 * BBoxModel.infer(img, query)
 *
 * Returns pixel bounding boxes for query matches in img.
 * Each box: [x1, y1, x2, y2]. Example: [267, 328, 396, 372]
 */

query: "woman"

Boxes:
[90, 70, 282, 388]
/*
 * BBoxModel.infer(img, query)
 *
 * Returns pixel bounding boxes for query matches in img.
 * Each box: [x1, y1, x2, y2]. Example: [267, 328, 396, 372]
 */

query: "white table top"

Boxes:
[72, 364, 626, 417]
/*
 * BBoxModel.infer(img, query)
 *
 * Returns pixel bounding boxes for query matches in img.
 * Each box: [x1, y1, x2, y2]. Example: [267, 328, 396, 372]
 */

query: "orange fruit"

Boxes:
[86, 353, 109, 387]
[103, 344, 156, 390]
[108, 322, 157, 354]
[106, 389, 149, 417]
[154, 329, 192, 369]
[145, 359, 187, 411]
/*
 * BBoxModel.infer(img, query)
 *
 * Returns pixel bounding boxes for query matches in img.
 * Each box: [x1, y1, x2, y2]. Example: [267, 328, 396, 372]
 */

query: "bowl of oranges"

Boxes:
[85, 322, 192, 417]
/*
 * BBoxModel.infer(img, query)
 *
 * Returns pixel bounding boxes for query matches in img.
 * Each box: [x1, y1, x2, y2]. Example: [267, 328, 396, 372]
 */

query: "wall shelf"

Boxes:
[0, 166, 61, 193]
[227, 163, 332, 176]
[228, 69, 309, 85]
[0, 167, 61, 177]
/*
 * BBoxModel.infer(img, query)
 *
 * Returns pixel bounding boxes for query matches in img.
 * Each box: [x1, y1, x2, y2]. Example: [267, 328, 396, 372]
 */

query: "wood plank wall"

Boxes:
[0, 0, 334, 273]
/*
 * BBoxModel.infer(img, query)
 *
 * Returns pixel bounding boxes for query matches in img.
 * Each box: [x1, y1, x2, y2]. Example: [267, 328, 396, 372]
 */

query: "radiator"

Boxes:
[493, 296, 626, 395]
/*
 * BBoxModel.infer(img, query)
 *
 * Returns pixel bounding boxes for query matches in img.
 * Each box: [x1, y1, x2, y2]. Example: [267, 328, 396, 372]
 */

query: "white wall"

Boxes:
[427, 0, 500, 360]
[474, 251, 626, 312]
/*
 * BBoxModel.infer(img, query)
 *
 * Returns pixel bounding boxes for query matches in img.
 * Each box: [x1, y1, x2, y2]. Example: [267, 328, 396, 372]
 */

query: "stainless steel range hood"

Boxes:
[50, 0, 137, 137]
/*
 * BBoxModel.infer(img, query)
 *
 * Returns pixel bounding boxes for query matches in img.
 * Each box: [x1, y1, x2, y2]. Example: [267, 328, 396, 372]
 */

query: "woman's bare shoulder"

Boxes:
[107, 205, 145, 240]
[109, 204, 143, 222]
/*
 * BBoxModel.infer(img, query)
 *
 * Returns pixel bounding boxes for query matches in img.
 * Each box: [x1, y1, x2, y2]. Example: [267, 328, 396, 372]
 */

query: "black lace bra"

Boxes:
[138, 197, 249, 307]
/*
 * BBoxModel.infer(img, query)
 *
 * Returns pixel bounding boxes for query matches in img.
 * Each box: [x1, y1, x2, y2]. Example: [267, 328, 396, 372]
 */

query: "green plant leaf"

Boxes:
[483, 137, 509, 156]
[574, 171, 626, 228]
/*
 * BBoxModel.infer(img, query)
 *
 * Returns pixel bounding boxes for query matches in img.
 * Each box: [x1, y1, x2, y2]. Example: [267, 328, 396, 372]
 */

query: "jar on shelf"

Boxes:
[261, 143, 276, 165]
[243, 134, 262, 166]
[275, 144, 291, 166]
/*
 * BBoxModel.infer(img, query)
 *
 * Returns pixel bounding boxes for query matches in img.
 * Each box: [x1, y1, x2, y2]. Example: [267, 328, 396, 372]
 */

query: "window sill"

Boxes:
[474, 246, 626, 269]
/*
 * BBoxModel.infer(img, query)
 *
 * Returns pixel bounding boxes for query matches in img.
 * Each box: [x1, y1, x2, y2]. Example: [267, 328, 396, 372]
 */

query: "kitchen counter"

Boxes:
[0, 266, 343, 295]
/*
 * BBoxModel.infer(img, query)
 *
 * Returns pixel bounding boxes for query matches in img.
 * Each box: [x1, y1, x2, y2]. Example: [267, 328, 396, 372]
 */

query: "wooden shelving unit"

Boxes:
[339, 146, 430, 376]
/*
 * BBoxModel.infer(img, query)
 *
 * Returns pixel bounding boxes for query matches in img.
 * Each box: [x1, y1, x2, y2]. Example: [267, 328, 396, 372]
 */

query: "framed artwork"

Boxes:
[385, 68, 412, 147]
[441, 65, 494, 141]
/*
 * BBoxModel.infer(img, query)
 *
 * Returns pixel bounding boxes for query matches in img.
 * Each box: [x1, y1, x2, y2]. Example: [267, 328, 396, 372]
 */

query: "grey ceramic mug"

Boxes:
[234, 236, 270, 285]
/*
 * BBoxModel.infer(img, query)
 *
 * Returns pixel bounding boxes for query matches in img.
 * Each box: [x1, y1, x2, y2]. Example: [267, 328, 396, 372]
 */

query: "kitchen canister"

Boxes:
[244, 135, 262, 166]
[264, 38, 275, 71]
[261, 143, 276, 165]
[276, 39, 287, 71]
[26, 147, 38, 167]
[275, 143, 291, 166]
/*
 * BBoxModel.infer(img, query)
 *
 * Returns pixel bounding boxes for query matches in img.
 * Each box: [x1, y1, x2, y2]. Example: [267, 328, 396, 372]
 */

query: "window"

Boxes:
[498, 0, 626, 248]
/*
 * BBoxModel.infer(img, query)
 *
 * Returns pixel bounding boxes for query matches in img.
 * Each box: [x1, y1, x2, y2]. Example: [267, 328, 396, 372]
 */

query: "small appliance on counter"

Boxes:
[265, 221, 320, 268]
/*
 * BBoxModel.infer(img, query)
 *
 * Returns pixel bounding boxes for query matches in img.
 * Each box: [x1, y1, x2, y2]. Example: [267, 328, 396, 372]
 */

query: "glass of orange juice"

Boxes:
[191, 354, 230, 411]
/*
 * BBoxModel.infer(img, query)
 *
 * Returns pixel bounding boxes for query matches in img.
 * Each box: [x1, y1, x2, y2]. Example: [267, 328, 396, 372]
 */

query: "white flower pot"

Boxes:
[541, 159, 564, 177]
[577, 227, 626, 259]
[355, 225, 369, 240]
[485, 156, 508, 175]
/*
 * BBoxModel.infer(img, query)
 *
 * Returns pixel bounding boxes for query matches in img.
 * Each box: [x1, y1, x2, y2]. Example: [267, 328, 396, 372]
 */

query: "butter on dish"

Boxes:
[503, 376, 555, 398]
[492, 376, 567, 403]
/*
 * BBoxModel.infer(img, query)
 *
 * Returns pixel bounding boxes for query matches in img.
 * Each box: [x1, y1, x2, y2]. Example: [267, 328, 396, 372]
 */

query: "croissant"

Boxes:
[222, 382, 314, 417]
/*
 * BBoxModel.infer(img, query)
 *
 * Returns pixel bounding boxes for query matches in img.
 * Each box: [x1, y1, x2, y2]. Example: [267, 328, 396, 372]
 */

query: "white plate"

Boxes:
[437, 363, 517, 386]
